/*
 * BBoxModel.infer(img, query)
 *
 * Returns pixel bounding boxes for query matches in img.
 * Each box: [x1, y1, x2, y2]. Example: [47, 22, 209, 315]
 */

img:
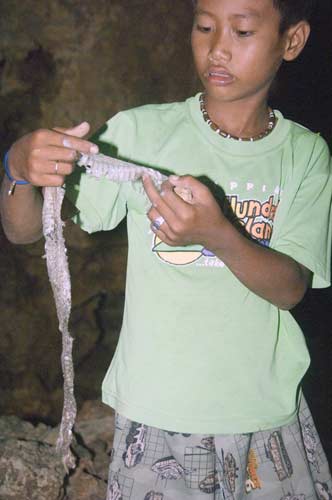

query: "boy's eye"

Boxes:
[236, 30, 254, 37]
[196, 24, 212, 33]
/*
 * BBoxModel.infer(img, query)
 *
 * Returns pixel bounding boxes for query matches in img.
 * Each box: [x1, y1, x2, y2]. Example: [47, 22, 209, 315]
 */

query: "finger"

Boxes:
[147, 207, 180, 244]
[31, 145, 78, 164]
[147, 205, 160, 222]
[32, 173, 66, 188]
[174, 186, 194, 204]
[59, 122, 98, 153]
[29, 159, 74, 182]
[147, 206, 168, 225]
[150, 225, 179, 247]
[47, 160, 74, 177]
[159, 180, 190, 212]
[164, 177, 194, 204]
[169, 174, 194, 187]
[143, 175, 175, 221]
[169, 175, 206, 202]
[42, 127, 98, 154]
[54, 121, 90, 137]
[151, 215, 166, 232]
[147, 205, 167, 230]
[53, 122, 92, 150]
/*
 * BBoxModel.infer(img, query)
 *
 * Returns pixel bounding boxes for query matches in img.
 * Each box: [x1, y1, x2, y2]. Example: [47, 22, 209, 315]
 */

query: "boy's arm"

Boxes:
[200, 218, 311, 310]
[143, 175, 311, 310]
[0, 123, 98, 244]
[0, 178, 44, 244]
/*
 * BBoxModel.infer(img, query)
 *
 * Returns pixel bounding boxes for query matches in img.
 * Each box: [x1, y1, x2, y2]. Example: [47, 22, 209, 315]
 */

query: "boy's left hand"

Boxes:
[143, 174, 226, 250]
[143, 174, 311, 310]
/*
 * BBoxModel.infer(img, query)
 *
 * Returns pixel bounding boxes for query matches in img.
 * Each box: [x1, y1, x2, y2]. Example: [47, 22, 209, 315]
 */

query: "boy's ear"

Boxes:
[283, 21, 311, 62]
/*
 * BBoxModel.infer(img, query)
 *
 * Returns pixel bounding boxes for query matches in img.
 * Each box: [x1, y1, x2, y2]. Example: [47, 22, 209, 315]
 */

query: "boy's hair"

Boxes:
[273, 0, 316, 32]
[191, 0, 317, 33]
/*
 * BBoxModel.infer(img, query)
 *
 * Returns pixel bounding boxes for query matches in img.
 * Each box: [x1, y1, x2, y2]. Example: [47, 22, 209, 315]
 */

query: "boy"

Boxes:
[1, 0, 331, 498]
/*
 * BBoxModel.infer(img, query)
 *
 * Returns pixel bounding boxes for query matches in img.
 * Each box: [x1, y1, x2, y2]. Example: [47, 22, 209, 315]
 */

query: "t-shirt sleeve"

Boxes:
[65, 111, 136, 233]
[271, 135, 332, 288]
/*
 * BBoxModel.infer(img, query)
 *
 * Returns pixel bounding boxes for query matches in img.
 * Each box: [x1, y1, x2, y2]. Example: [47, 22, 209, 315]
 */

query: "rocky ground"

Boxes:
[0, 400, 114, 500]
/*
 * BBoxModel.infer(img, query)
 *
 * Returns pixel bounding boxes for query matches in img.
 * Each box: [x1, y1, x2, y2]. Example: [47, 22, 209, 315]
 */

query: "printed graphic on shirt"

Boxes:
[152, 237, 215, 266]
[151, 191, 279, 266]
[227, 194, 278, 247]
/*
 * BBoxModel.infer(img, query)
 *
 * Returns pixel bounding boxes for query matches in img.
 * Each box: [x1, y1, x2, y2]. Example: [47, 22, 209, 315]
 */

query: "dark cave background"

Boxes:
[0, 0, 331, 466]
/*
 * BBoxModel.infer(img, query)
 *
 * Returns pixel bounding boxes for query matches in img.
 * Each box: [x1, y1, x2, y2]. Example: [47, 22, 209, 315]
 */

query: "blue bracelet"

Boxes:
[3, 150, 30, 195]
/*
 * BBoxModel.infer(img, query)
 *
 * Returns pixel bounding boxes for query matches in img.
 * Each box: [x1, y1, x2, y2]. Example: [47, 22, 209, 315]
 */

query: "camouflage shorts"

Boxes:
[107, 396, 332, 500]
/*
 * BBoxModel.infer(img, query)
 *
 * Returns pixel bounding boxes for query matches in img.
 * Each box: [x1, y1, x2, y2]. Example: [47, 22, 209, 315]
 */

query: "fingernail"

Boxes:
[169, 175, 179, 182]
[90, 145, 99, 154]
[63, 138, 72, 148]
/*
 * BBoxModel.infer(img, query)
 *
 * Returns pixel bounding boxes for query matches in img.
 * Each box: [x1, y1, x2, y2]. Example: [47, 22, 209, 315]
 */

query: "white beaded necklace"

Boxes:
[200, 93, 276, 142]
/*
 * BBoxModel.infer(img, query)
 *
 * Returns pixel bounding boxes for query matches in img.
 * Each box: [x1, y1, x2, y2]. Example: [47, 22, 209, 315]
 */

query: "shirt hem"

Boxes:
[102, 390, 298, 434]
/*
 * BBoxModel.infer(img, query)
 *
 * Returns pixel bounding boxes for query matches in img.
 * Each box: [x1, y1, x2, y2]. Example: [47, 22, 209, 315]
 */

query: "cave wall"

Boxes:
[0, 0, 196, 146]
[0, 0, 331, 465]
[0, 0, 196, 423]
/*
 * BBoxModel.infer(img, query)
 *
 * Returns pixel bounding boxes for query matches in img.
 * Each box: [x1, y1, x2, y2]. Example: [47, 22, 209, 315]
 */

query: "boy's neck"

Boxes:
[205, 95, 272, 141]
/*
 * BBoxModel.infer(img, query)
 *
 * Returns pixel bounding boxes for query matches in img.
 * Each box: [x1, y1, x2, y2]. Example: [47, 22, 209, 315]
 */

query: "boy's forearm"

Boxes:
[0, 176, 43, 244]
[209, 220, 310, 310]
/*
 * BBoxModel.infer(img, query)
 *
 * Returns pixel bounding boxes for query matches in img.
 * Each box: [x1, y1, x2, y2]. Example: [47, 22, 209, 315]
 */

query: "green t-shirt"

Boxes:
[66, 94, 332, 434]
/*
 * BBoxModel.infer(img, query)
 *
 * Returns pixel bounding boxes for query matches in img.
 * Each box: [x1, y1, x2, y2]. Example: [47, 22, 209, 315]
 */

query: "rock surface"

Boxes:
[0, 439, 66, 500]
[0, 0, 196, 148]
[0, 400, 114, 500]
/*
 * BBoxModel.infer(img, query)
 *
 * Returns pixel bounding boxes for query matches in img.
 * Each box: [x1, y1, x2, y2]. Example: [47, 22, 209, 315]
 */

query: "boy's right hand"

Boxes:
[7, 121, 99, 187]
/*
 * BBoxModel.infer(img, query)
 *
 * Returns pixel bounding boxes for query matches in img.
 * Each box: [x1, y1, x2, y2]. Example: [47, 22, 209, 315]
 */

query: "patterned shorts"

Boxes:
[107, 397, 332, 500]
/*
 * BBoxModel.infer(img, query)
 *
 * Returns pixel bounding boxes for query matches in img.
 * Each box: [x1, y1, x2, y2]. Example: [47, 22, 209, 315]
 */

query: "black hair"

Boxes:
[273, 0, 316, 32]
[191, 0, 317, 33]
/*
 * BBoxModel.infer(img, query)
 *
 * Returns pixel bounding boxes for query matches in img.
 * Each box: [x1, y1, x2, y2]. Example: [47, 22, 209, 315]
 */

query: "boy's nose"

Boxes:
[208, 33, 232, 64]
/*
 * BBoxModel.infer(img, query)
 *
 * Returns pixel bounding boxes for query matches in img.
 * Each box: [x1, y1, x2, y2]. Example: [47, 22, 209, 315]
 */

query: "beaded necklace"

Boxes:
[199, 93, 276, 142]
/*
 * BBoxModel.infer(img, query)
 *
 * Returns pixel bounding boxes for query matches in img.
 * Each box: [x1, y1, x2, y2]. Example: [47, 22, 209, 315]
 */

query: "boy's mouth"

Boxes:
[206, 67, 235, 86]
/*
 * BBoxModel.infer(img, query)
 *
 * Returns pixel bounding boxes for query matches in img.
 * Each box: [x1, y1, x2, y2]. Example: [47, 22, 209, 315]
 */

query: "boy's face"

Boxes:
[191, 0, 291, 105]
